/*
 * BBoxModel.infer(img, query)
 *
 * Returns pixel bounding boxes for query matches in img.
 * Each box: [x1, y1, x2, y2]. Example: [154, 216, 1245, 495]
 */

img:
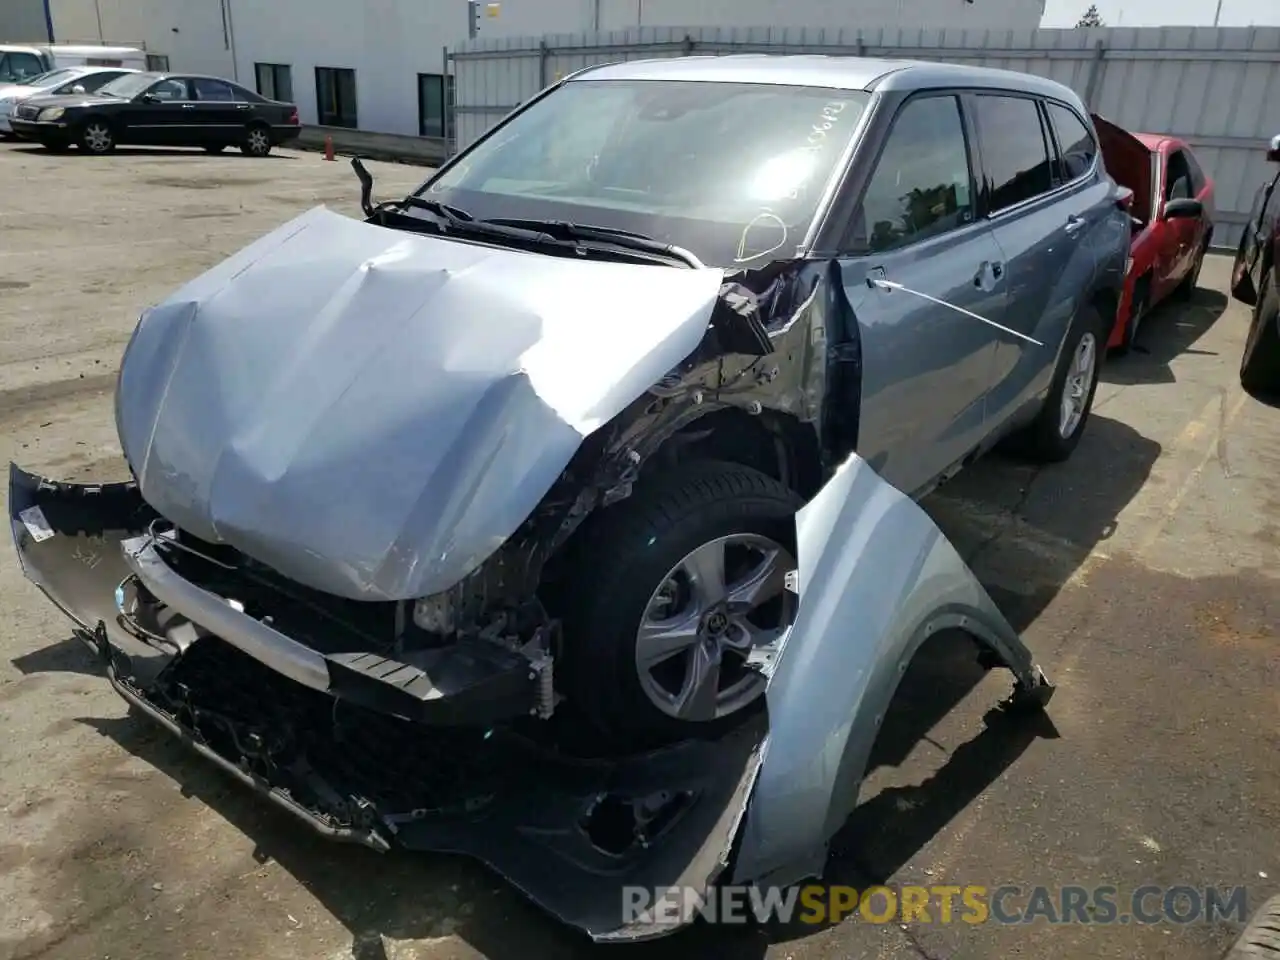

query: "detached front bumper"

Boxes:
[8, 462, 766, 941]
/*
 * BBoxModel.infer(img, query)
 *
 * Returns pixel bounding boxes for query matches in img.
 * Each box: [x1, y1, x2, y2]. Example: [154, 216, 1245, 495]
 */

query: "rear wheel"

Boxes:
[77, 120, 114, 154]
[240, 124, 271, 157]
[557, 460, 801, 748]
[1010, 303, 1105, 462]
[1240, 265, 1280, 396]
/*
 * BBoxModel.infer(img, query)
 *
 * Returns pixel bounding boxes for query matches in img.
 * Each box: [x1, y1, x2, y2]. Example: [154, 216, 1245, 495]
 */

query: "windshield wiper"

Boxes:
[483, 218, 704, 268]
[348, 158, 697, 266]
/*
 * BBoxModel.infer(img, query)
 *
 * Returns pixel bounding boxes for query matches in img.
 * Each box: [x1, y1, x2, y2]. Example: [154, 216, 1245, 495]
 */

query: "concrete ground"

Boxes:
[0, 141, 1275, 960]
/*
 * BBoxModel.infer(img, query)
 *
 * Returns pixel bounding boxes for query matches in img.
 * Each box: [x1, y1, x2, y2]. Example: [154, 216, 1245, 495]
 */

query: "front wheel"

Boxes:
[240, 125, 272, 157]
[1240, 266, 1280, 396]
[77, 120, 114, 154]
[1010, 304, 1105, 462]
[1173, 240, 1207, 300]
[557, 460, 801, 748]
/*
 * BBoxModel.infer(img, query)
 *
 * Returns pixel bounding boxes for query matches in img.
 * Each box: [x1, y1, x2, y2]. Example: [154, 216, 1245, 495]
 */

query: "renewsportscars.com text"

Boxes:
[622, 883, 1250, 926]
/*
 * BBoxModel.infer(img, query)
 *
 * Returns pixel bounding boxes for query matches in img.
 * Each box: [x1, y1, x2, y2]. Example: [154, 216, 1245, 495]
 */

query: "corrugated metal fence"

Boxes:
[446, 25, 1280, 251]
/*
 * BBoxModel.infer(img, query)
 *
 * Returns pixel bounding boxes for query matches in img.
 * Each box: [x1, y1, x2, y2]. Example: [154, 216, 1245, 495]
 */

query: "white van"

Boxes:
[0, 44, 147, 83]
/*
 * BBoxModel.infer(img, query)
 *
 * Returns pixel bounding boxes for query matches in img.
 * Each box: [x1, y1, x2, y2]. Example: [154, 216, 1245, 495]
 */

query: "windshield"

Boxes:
[417, 79, 870, 267]
[97, 72, 157, 99]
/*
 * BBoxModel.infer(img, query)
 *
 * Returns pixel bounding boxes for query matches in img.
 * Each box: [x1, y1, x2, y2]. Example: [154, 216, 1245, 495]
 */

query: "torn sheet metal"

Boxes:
[114, 205, 727, 601]
[731, 450, 1049, 888]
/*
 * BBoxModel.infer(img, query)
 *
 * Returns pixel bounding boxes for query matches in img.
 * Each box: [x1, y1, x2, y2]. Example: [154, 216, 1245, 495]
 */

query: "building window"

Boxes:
[417, 72, 455, 138]
[145, 54, 170, 71]
[255, 62, 292, 103]
[315, 67, 357, 128]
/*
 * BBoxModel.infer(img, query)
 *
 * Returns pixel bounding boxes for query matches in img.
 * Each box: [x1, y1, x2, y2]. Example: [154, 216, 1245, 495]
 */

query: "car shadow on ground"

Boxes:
[1102, 287, 1229, 385]
[14, 412, 1160, 959]
[8, 144, 295, 159]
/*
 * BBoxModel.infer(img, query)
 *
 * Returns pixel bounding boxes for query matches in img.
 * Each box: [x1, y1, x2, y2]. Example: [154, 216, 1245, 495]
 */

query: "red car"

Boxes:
[1093, 115, 1216, 352]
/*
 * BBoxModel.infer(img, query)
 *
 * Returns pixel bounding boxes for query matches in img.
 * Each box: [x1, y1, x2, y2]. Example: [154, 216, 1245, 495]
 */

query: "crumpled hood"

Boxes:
[116, 206, 726, 601]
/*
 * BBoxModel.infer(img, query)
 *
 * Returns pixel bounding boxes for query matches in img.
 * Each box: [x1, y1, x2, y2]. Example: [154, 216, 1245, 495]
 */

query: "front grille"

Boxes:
[142, 637, 530, 824]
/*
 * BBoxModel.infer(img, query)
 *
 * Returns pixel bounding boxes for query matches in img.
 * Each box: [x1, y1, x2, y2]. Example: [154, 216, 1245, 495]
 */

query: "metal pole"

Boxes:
[1082, 38, 1107, 110]
[442, 44, 451, 148]
[93, 0, 103, 41]
[224, 0, 240, 81]
[1212, 0, 1224, 26]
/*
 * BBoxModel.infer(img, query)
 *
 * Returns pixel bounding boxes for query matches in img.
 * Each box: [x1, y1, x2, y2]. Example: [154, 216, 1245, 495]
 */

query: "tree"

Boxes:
[1076, 4, 1105, 26]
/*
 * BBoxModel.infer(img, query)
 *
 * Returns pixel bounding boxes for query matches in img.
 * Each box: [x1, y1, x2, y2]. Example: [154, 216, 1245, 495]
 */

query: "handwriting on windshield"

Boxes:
[734, 99, 853, 263]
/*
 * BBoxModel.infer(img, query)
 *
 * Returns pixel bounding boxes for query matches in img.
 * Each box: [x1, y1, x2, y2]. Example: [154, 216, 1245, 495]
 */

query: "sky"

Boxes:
[1041, 0, 1278, 27]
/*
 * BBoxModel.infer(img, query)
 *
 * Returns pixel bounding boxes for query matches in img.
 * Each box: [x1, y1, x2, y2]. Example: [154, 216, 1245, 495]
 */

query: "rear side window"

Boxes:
[849, 95, 974, 253]
[974, 95, 1055, 213]
[1046, 102, 1097, 181]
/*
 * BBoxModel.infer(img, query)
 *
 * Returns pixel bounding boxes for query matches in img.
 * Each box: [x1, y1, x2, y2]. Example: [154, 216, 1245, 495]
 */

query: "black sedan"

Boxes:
[9, 71, 301, 156]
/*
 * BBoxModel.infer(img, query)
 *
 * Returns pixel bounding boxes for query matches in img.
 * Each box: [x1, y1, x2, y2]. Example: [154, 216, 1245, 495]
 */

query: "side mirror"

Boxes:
[1161, 197, 1203, 220]
[70, 84, 86, 94]
[1268, 134, 1280, 163]
[140, 93, 160, 104]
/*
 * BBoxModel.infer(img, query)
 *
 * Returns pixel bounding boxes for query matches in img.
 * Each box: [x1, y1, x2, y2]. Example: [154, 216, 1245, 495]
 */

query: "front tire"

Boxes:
[557, 460, 802, 748]
[1173, 239, 1207, 301]
[1011, 303, 1105, 462]
[77, 119, 114, 154]
[1240, 266, 1280, 397]
[1115, 273, 1150, 356]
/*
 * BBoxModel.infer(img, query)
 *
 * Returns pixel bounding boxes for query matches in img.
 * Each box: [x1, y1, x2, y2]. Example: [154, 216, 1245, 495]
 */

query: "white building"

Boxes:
[47, 0, 1047, 137]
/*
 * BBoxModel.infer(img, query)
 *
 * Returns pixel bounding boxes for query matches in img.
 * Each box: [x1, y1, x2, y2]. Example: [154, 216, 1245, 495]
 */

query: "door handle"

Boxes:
[1065, 214, 1086, 235]
[181, 103, 196, 109]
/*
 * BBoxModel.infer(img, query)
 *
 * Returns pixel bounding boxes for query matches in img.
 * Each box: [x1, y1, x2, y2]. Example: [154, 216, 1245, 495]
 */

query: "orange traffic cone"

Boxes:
[324, 135, 334, 161]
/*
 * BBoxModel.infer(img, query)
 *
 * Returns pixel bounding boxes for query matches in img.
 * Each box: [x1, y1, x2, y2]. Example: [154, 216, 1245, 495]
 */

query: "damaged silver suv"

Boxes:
[13, 57, 1126, 751]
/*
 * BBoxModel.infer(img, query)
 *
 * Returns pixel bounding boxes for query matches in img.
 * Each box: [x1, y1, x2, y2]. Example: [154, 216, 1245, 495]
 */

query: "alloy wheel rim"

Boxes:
[634, 533, 796, 722]
[248, 130, 268, 154]
[85, 124, 110, 152]
[1059, 331, 1097, 439]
